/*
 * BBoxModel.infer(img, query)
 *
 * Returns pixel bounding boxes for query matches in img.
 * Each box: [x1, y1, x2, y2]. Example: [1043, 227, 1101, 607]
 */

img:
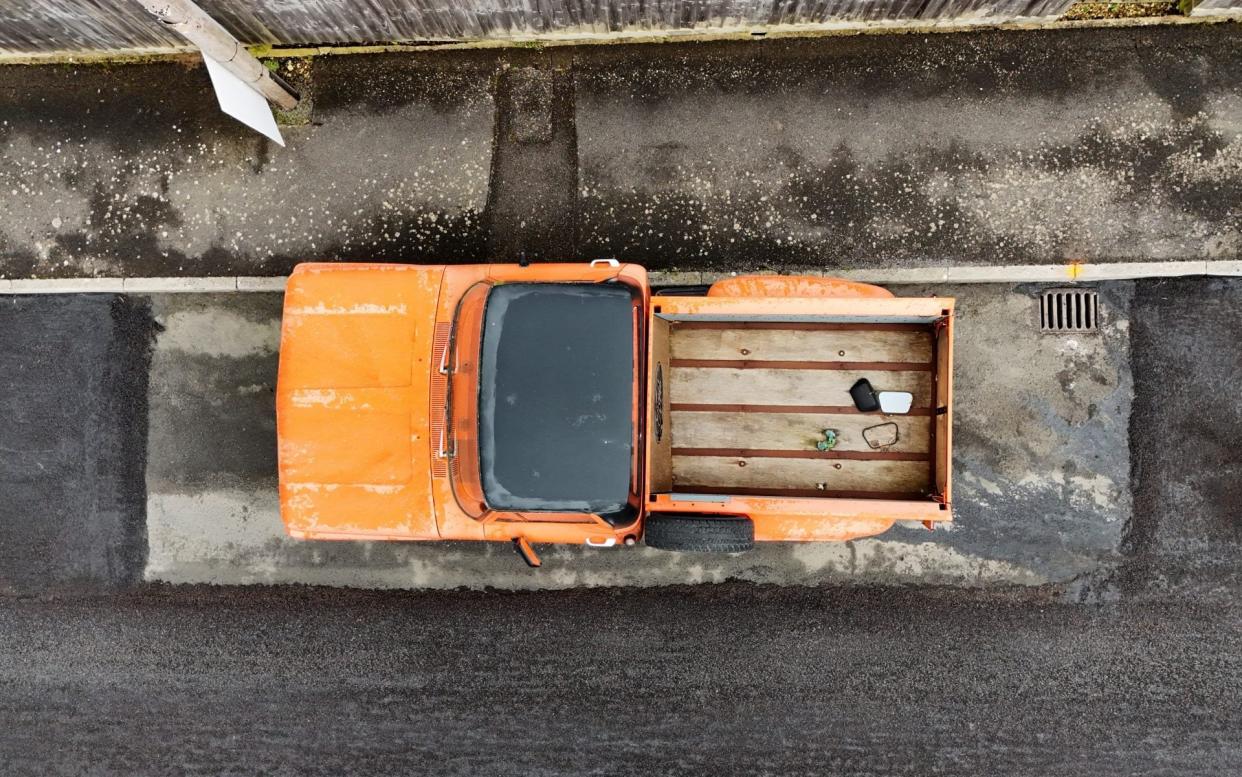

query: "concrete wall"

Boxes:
[0, 0, 1083, 56]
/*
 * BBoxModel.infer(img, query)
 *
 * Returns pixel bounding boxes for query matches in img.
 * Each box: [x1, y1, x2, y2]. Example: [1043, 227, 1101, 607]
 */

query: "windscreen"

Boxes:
[477, 283, 634, 513]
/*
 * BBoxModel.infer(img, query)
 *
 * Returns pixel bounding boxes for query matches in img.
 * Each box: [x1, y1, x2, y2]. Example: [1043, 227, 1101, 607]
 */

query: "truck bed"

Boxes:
[664, 322, 937, 499]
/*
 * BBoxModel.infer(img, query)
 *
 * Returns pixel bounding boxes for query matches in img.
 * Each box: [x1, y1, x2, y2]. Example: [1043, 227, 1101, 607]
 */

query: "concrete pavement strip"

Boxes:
[137, 281, 1135, 591]
[2, 25, 1239, 280]
[3, 273, 1240, 594]
[1, 260, 1241, 294]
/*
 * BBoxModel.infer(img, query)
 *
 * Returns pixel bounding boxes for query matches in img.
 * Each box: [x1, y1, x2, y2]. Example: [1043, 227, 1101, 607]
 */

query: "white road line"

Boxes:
[1, 261, 1240, 294]
[235, 276, 288, 292]
[125, 277, 239, 293]
[689, 261, 1242, 285]
[8, 277, 129, 294]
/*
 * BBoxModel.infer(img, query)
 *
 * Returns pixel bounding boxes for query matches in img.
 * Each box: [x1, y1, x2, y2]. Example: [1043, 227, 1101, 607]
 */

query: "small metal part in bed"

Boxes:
[862, 422, 900, 449]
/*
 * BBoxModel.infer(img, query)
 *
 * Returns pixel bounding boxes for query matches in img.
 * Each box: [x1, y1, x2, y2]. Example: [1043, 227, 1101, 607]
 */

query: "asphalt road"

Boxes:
[0, 294, 151, 595]
[1, 583, 1238, 776]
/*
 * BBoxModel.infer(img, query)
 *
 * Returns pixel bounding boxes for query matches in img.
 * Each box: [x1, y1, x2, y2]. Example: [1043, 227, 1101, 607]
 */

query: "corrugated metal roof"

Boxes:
[0, 0, 1187, 56]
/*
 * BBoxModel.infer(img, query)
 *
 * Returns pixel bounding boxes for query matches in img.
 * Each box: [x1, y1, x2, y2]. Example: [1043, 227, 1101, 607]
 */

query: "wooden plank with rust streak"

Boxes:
[671, 410, 930, 454]
[671, 325, 933, 363]
[670, 358, 932, 371]
[671, 367, 933, 408]
[673, 485, 929, 500]
[671, 455, 932, 494]
[672, 321, 930, 332]
[673, 448, 929, 461]
[671, 403, 934, 416]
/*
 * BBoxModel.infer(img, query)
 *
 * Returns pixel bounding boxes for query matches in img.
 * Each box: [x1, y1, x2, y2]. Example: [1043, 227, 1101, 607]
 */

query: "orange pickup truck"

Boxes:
[276, 261, 954, 566]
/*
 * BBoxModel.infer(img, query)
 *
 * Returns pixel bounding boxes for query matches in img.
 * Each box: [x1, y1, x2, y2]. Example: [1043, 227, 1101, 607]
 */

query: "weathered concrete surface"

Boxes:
[575, 27, 1242, 270]
[486, 61, 581, 261]
[1, 585, 1239, 776]
[1126, 277, 1242, 595]
[2, 25, 1240, 279]
[1, 280, 1231, 595]
[143, 283, 1131, 590]
[0, 295, 153, 595]
[0, 53, 494, 279]
[901, 282, 1133, 579]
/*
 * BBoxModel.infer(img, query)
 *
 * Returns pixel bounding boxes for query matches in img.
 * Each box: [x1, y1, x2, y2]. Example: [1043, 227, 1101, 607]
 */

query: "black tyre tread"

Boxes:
[643, 513, 754, 553]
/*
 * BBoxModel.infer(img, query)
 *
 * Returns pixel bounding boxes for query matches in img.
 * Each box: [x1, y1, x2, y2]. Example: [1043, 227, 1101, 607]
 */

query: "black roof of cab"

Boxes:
[478, 283, 635, 516]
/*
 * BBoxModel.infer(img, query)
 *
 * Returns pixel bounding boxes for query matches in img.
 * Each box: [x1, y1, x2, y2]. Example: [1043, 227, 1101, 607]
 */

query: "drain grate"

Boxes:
[1040, 289, 1099, 333]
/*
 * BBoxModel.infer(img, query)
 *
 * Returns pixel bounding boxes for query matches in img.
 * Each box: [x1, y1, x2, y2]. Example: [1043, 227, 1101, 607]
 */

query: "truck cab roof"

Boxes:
[477, 282, 636, 516]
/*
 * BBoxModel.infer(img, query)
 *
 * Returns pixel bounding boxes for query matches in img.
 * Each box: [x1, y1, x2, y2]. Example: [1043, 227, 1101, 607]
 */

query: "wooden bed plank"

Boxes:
[671, 485, 928, 500]
[673, 449, 928, 462]
[671, 326, 933, 364]
[670, 411, 930, 454]
[671, 403, 933, 416]
[935, 320, 953, 499]
[670, 358, 931, 372]
[670, 456, 932, 493]
[670, 367, 933, 408]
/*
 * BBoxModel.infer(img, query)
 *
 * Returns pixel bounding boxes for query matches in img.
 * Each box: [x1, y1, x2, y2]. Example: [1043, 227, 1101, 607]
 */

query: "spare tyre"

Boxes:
[643, 513, 754, 553]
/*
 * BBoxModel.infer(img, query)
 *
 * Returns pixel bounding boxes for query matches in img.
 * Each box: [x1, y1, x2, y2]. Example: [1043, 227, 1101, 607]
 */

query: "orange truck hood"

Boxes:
[276, 264, 445, 540]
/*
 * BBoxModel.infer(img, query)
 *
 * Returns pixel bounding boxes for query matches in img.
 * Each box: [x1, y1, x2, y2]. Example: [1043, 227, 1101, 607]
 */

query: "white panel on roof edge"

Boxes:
[202, 53, 285, 146]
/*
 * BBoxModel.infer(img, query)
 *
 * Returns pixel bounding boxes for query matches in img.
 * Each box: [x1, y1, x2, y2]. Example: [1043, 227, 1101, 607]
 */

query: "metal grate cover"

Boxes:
[1040, 289, 1099, 333]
